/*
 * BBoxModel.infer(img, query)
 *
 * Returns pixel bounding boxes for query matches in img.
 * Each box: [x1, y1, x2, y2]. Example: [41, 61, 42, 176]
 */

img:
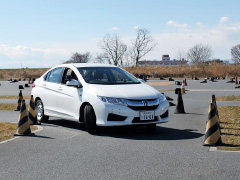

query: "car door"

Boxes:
[55, 68, 83, 120]
[41, 67, 63, 115]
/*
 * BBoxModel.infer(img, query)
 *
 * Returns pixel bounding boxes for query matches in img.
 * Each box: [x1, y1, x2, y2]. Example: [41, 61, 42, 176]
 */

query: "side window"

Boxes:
[46, 67, 63, 83]
[62, 68, 78, 84]
[44, 71, 51, 81]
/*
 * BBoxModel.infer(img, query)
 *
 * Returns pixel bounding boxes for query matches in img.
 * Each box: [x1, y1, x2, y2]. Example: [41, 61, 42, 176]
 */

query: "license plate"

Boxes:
[140, 111, 154, 120]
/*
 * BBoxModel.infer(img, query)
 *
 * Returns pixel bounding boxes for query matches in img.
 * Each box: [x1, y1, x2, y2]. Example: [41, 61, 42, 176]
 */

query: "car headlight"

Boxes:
[158, 95, 166, 104]
[98, 96, 127, 106]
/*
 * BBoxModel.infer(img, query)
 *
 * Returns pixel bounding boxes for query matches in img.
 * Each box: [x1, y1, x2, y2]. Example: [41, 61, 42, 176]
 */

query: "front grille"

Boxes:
[132, 116, 158, 123]
[160, 110, 168, 119]
[126, 98, 160, 111]
[107, 113, 127, 121]
[128, 105, 159, 111]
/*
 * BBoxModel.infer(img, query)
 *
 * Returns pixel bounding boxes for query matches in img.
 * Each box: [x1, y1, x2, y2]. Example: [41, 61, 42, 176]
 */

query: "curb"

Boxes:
[209, 146, 240, 153]
[0, 125, 43, 145]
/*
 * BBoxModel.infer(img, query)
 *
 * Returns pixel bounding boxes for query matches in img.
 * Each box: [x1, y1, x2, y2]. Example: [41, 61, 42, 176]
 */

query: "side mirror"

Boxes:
[66, 79, 82, 88]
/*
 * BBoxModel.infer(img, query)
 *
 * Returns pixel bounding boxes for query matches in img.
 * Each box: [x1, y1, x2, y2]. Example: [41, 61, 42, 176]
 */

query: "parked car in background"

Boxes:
[31, 63, 169, 134]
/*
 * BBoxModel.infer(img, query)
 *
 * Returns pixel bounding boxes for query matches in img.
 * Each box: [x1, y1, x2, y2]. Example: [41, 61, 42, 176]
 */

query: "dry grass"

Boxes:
[158, 89, 175, 92]
[0, 123, 38, 142]
[1, 65, 240, 81]
[0, 95, 31, 100]
[216, 95, 240, 101]
[0, 68, 48, 80]
[0, 104, 30, 110]
[218, 106, 240, 151]
[124, 64, 240, 78]
[146, 82, 174, 86]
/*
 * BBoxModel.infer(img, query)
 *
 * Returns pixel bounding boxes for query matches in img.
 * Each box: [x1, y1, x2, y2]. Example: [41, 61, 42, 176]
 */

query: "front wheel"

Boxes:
[36, 99, 49, 123]
[84, 105, 98, 134]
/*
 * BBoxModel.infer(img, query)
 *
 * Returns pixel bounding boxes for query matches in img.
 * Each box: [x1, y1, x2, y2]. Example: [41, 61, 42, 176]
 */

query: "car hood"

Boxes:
[87, 83, 161, 99]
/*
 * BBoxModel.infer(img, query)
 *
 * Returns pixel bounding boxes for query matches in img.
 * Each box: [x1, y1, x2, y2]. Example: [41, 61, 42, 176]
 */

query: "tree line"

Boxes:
[63, 28, 240, 66]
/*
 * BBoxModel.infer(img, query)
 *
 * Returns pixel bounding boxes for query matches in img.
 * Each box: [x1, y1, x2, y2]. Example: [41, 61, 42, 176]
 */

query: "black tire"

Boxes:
[146, 123, 156, 132]
[84, 105, 98, 134]
[36, 99, 49, 123]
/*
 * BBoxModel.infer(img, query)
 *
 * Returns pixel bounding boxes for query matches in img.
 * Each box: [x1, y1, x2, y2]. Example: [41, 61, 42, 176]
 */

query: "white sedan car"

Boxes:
[32, 63, 169, 134]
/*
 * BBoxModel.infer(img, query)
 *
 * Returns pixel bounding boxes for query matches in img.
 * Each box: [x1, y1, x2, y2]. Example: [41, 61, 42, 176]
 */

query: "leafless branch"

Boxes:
[231, 44, 240, 64]
[187, 44, 213, 65]
[130, 28, 157, 66]
[63, 52, 90, 63]
[98, 34, 127, 66]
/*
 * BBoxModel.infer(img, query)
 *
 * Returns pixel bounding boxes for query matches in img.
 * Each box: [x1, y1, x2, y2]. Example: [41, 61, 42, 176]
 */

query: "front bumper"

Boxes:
[94, 100, 169, 126]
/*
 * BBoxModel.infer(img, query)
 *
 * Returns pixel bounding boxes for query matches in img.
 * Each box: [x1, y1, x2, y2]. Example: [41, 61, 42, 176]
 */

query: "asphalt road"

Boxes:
[0, 79, 239, 180]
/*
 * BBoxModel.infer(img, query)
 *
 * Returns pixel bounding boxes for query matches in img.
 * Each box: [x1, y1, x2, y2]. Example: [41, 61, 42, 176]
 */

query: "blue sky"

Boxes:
[0, 0, 240, 68]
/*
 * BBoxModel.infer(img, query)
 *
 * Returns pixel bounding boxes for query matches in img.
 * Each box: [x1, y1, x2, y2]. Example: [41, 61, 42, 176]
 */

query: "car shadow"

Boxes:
[42, 119, 204, 141]
[42, 119, 85, 131]
[98, 126, 204, 140]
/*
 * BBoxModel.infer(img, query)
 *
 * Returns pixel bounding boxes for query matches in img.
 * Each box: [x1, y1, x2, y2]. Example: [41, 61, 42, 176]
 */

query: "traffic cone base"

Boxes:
[169, 102, 176, 106]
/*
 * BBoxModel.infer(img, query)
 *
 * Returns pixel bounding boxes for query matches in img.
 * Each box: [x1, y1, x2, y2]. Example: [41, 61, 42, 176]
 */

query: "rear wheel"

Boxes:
[84, 105, 98, 134]
[36, 99, 49, 123]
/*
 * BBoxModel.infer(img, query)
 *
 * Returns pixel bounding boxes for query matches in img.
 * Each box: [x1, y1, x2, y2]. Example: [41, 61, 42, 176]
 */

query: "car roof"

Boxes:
[65, 63, 116, 68]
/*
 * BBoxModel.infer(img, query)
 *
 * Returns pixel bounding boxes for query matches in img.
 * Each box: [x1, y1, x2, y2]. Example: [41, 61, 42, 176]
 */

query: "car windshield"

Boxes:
[77, 67, 140, 85]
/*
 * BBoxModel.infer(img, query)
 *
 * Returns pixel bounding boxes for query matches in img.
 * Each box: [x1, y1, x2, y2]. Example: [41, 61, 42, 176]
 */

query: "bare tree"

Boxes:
[231, 44, 240, 64]
[130, 28, 157, 66]
[64, 52, 90, 63]
[98, 34, 127, 66]
[187, 44, 213, 65]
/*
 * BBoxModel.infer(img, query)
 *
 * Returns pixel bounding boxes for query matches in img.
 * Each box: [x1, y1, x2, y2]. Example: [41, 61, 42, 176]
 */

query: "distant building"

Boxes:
[138, 54, 188, 66]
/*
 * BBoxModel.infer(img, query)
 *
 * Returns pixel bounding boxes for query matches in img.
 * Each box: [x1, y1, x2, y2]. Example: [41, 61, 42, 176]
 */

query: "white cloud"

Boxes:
[1, 20, 240, 68]
[167, 20, 188, 28]
[0, 44, 71, 68]
[0, 44, 69, 59]
[220, 17, 230, 23]
[111, 27, 120, 30]
[146, 22, 240, 60]
[195, 22, 204, 27]
[133, 26, 139, 29]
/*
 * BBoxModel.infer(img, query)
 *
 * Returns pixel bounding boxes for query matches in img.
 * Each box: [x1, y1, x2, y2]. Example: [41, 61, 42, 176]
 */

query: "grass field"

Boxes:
[1, 64, 240, 80]
[0, 104, 30, 110]
[217, 95, 240, 101]
[0, 95, 31, 100]
[0, 122, 38, 142]
[218, 106, 240, 151]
